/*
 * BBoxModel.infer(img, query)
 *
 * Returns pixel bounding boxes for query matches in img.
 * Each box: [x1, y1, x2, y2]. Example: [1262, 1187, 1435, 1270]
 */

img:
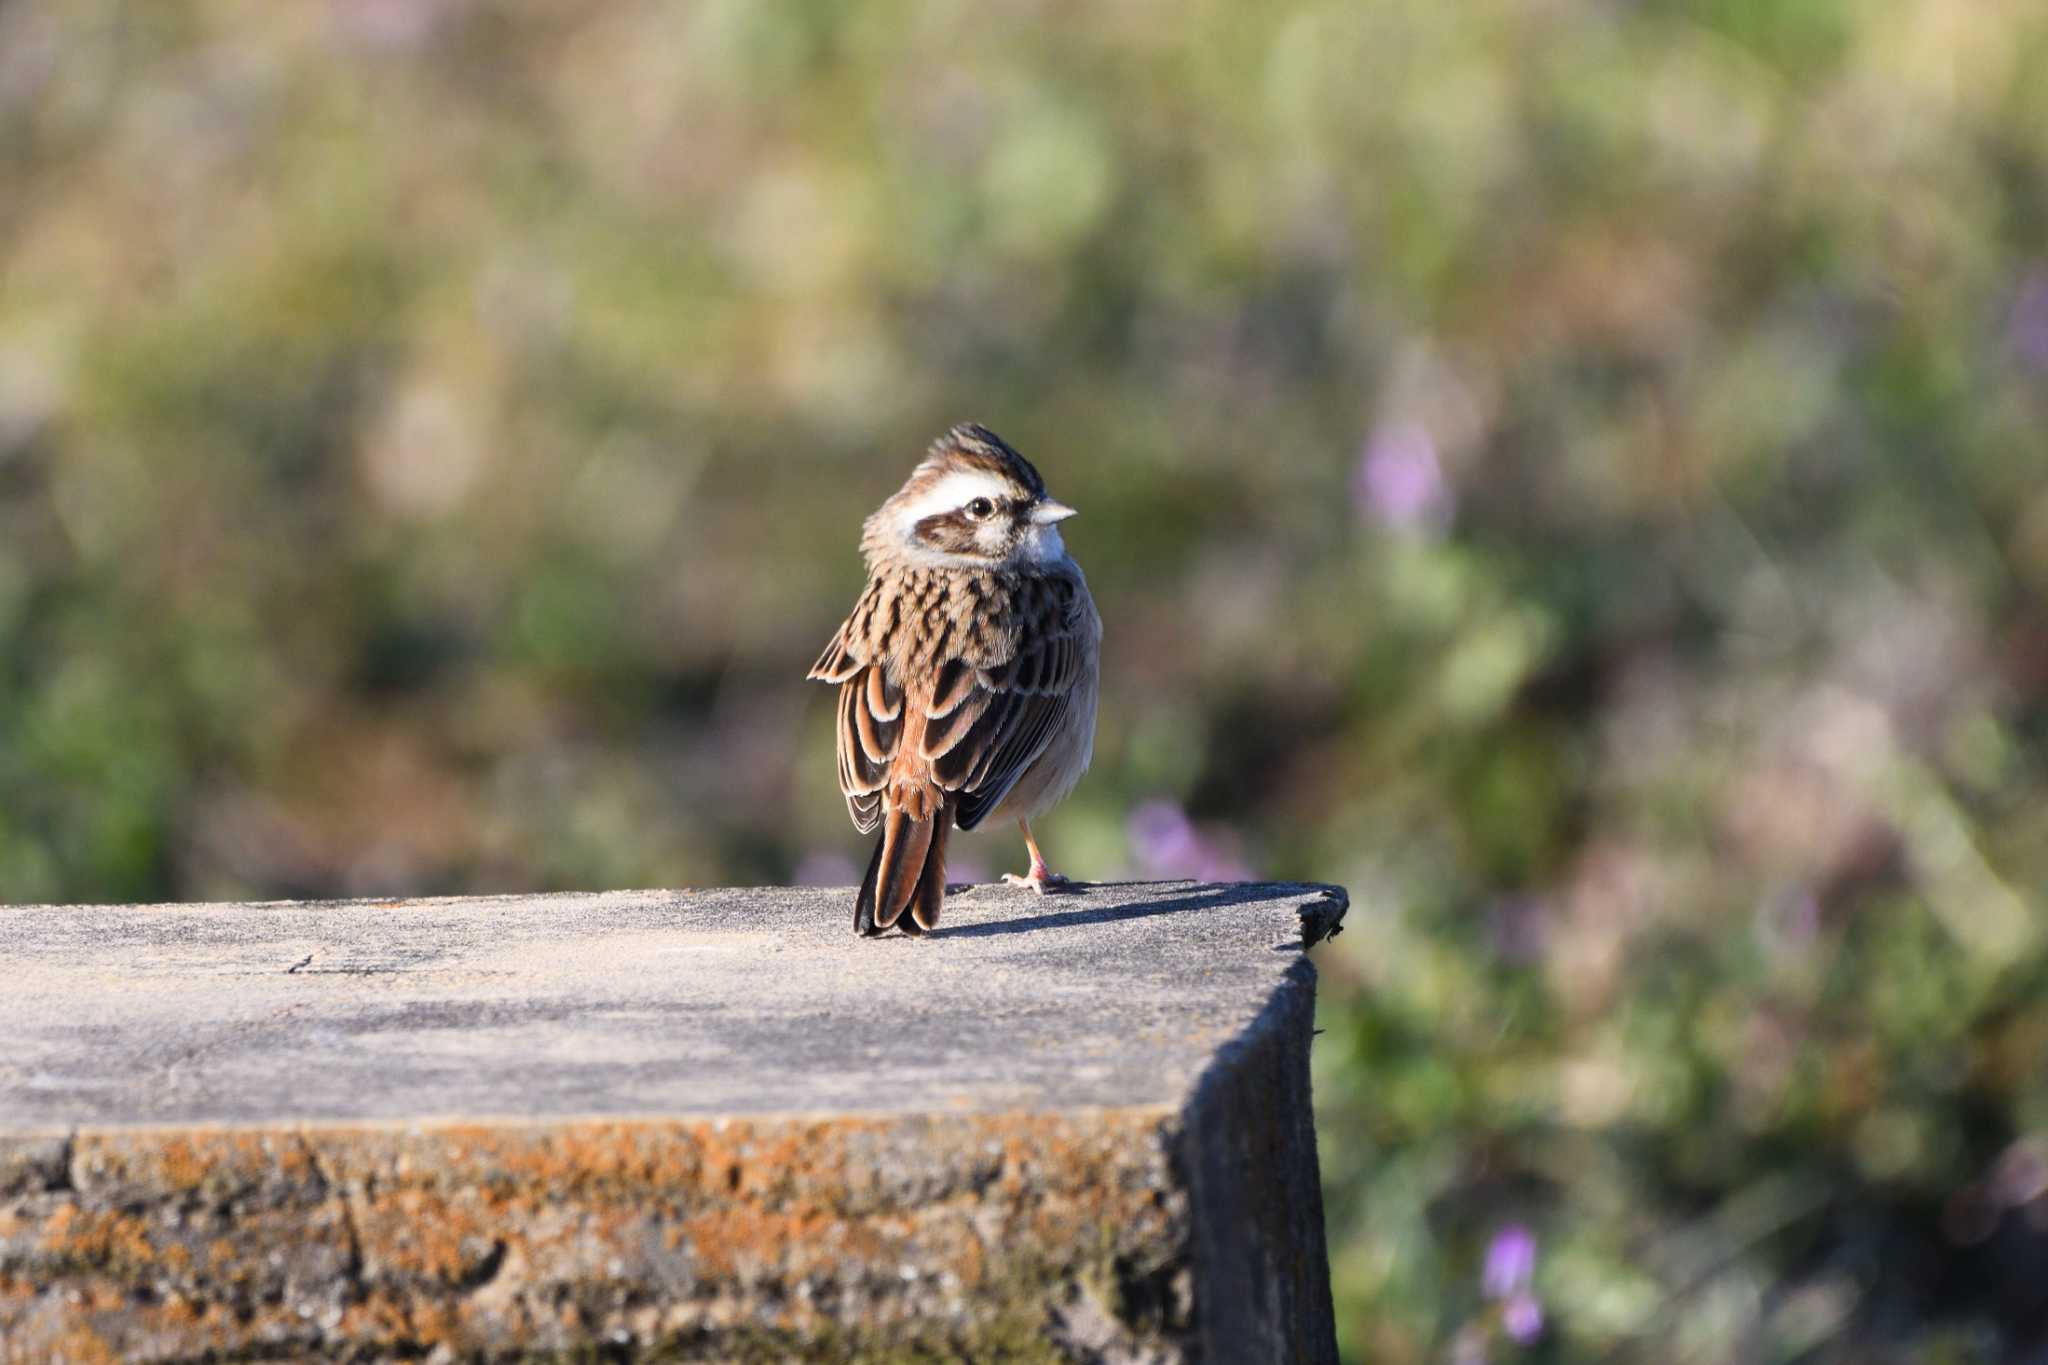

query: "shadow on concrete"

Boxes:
[937, 881, 1279, 940]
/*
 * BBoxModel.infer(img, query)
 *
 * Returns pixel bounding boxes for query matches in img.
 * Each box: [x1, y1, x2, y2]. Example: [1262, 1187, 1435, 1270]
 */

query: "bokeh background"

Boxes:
[5, 1, 2047, 1359]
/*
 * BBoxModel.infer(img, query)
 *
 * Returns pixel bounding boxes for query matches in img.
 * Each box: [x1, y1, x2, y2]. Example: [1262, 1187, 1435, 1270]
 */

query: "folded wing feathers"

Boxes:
[837, 669, 888, 834]
[929, 658, 977, 717]
[808, 625, 861, 684]
[931, 690, 1005, 787]
[919, 689, 987, 762]
[864, 665, 902, 721]
[848, 788, 882, 833]
[823, 573, 1085, 840]
[854, 678, 899, 764]
[956, 693, 1067, 830]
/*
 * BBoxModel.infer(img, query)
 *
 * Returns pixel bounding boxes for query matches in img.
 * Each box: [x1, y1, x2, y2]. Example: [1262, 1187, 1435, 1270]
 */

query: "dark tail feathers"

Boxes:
[854, 803, 950, 936]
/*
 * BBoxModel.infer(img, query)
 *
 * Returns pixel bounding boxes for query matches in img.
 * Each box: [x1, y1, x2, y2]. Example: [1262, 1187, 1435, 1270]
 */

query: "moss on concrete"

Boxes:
[1, 1114, 1201, 1361]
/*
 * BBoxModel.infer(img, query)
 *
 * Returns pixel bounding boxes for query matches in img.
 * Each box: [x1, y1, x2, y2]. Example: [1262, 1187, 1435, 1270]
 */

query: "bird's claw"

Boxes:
[1001, 868, 1070, 896]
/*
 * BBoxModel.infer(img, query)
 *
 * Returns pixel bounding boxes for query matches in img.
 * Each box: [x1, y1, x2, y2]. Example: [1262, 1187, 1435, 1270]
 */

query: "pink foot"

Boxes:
[1001, 865, 1070, 895]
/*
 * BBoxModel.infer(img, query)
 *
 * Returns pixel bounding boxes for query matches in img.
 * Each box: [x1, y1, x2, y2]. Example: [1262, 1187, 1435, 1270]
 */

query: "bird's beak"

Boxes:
[1031, 499, 1078, 525]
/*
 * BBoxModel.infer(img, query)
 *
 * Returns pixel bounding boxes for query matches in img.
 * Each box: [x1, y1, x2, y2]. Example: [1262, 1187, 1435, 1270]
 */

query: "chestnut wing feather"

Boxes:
[812, 612, 895, 834]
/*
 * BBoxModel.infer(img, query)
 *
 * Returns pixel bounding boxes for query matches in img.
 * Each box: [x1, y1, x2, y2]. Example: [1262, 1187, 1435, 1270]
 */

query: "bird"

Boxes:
[808, 423, 1102, 937]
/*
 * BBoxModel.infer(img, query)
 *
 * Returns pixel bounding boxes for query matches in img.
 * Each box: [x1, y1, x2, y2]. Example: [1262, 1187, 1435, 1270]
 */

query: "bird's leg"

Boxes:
[1001, 818, 1071, 894]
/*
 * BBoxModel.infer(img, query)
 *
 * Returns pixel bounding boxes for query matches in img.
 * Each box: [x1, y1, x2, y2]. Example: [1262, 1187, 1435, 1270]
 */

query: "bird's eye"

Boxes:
[965, 497, 996, 520]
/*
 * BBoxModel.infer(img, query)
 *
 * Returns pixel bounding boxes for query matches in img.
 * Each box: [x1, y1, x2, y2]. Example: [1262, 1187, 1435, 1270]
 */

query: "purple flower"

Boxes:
[2010, 268, 2048, 373]
[1501, 1293, 1544, 1344]
[1482, 1224, 1536, 1299]
[1128, 800, 1200, 874]
[1353, 421, 1452, 531]
[1126, 800, 1256, 882]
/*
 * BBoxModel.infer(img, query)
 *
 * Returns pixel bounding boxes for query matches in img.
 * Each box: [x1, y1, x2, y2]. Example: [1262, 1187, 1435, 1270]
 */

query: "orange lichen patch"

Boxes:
[155, 1137, 220, 1191]
[44, 1327, 123, 1365]
[408, 1301, 458, 1347]
[353, 1188, 508, 1285]
[5, 1109, 1199, 1359]
[676, 1204, 882, 1280]
[99, 1291, 251, 1356]
[78, 1129, 312, 1195]
[355, 1122, 712, 1201]
[36, 1207, 157, 1271]
[302, 1113, 1176, 1222]
[338, 1295, 417, 1342]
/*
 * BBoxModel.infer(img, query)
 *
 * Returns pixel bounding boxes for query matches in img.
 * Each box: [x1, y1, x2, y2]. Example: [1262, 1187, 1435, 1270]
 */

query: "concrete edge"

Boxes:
[0, 1104, 1187, 1145]
[1175, 881, 1344, 1364]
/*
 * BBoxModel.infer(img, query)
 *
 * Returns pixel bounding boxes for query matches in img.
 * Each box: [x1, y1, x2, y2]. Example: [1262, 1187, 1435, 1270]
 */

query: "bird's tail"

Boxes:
[854, 796, 951, 936]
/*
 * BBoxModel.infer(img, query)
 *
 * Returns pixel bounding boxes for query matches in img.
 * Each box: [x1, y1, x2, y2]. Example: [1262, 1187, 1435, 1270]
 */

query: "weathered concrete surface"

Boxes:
[0, 880, 1346, 1362]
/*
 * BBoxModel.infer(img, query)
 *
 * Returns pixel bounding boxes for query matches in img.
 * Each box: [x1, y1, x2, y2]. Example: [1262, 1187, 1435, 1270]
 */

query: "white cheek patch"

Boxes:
[889, 469, 1015, 532]
[1020, 523, 1067, 564]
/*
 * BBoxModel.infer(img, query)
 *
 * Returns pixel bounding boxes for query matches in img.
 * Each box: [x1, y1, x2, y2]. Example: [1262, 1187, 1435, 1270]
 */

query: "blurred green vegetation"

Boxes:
[5, 1, 2048, 1359]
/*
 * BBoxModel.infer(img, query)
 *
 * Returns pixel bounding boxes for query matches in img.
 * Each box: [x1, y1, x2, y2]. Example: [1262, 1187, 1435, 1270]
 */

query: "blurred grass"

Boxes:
[4, 1, 2048, 1358]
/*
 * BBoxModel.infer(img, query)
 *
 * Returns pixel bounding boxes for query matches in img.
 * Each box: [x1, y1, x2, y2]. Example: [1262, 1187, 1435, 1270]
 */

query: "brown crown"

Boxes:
[924, 423, 1046, 499]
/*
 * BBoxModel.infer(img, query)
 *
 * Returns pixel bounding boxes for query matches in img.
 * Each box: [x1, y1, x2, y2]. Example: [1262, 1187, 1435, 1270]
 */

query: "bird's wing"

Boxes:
[807, 584, 872, 686]
[810, 572, 1086, 836]
[925, 574, 1088, 832]
[811, 593, 894, 834]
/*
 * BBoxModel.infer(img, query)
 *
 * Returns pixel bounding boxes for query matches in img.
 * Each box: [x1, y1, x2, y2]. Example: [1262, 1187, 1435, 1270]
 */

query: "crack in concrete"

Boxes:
[299, 1134, 365, 1298]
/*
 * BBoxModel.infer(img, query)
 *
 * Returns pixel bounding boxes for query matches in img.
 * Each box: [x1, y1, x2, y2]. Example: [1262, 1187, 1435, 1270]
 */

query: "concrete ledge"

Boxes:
[0, 881, 1346, 1361]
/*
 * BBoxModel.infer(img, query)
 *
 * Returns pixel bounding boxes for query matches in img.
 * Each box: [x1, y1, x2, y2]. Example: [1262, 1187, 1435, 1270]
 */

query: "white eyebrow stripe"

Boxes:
[891, 469, 1016, 525]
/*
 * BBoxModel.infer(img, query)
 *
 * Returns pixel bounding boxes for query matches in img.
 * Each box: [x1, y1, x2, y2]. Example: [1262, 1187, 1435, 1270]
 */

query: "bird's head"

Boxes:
[863, 423, 1077, 571]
